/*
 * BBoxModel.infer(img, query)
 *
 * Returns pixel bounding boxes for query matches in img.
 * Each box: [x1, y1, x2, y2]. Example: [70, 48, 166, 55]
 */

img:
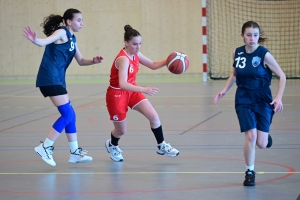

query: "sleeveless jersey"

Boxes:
[109, 49, 140, 89]
[233, 45, 272, 89]
[36, 26, 76, 88]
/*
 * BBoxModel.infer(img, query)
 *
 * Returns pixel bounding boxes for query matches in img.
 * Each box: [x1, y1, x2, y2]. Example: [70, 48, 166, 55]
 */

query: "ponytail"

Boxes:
[40, 15, 63, 36]
[40, 8, 81, 36]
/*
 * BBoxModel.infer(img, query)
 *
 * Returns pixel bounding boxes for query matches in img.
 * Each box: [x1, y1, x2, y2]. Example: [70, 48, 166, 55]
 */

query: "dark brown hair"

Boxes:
[124, 25, 141, 41]
[40, 8, 81, 36]
[241, 21, 267, 44]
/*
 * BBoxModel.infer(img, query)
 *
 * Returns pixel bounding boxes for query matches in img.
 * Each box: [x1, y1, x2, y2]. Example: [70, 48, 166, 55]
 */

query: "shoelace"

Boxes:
[72, 147, 88, 157]
[245, 174, 255, 181]
[245, 171, 255, 180]
[41, 142, 54, 158]
[113, 146, 123, 154]
[163, 143, 173, 152]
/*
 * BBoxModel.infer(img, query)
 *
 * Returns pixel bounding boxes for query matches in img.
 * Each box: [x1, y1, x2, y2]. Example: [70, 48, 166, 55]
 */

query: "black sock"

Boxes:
[151, 125, 164, 144]
[111, 133, 120, 146]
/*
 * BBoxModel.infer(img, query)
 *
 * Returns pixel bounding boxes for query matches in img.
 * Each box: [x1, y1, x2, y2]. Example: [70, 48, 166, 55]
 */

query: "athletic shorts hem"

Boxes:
[110, 118, 126, 122]
[132, 99, 148, 110]
[39, 85, 67, 97]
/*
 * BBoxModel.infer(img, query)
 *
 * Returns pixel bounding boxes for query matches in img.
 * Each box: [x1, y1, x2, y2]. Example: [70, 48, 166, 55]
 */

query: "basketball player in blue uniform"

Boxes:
[23, 8, 103, 166]
[214, 21, 286, 186]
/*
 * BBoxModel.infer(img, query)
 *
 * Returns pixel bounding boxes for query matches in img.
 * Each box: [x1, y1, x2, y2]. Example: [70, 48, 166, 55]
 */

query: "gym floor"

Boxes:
[0, 78, 299, 200]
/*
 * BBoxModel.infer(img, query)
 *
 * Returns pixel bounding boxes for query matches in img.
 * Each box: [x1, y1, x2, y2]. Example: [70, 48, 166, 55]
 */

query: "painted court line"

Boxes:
[179, 111, 222, 135]
[0, 171, 299, 175]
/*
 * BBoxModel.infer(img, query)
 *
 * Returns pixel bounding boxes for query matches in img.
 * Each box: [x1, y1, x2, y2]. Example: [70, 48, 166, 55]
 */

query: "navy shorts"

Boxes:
[39, 85, 67, 98]
[235, 87, 274, 133]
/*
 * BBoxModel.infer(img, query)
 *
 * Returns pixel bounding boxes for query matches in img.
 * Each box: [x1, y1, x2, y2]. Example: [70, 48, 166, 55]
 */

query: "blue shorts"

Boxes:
[235, 87, 274, 133]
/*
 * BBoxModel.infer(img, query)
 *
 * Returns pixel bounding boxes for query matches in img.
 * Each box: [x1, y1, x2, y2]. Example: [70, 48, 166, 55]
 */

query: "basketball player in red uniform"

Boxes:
[105, 25, 180, 162]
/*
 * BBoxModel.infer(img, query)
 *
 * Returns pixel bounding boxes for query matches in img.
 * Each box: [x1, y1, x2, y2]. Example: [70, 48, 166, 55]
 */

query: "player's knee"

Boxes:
[245, 131, 257, 144]
[57, 101, 75, 125]
[148, 112, 160, 124]
[257, 142, 267, 149]
[114, 129, 126, 137]
[256, 139, 267, 149]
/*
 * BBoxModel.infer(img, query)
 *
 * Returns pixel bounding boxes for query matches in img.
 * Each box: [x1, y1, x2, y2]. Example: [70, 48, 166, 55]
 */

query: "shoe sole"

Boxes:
[167, 152, 180, 158]
[34, 147, 56, 166]
[156, 151, 180, 157]
[69, 159, 93, 164]
[243, 183, 255, 186]
[105, 141, 123, 162]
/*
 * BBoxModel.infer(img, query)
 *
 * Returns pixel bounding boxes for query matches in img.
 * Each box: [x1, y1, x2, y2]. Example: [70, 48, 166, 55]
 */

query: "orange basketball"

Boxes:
[166, 52, 189, 74]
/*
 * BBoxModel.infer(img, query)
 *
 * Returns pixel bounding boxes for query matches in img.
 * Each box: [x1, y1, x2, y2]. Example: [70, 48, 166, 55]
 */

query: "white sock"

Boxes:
[69, 141, 78, 153]
[44, 138, 54, 147]
[246, 165, 254, 171]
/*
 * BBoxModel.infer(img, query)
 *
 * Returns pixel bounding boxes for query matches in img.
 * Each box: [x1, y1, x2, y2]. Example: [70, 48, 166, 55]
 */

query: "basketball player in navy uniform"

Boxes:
[214, 21, 286, 186]
[23, 8, 103, 166]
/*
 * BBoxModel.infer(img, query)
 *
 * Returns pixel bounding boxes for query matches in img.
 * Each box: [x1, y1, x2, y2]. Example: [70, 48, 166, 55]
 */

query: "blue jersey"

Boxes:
[233, 45, 272, 89]
[233, 45, 275, 133]
[36, 26, 76, 88]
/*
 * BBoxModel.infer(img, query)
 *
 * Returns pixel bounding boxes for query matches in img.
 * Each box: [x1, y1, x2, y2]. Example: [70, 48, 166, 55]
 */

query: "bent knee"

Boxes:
[57, 102, 75, 125]
[256, 141, 267, 149]
[149, 113, 159, 123]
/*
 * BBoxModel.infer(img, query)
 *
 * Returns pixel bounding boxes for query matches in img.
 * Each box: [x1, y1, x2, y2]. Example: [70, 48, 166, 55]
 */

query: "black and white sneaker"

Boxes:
[35, 142, 56, 166]
[243, 169, 256, 186]
[156, 141, 179, 157]
[105, 140, 123, 162]
[69, 147, 93, 164]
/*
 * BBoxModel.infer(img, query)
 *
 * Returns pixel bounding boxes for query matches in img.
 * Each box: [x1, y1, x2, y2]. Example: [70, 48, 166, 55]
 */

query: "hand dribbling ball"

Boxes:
[166, 52, 189, 74]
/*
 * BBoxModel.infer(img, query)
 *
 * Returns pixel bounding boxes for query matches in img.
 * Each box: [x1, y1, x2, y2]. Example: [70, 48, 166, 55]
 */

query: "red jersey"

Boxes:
[109, 49, 140, 89]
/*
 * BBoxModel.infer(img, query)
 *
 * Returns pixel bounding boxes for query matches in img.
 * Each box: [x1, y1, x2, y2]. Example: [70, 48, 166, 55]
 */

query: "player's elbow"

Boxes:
[280, 73, 286, 80]
[76, 58, 85, 66]
[119, 82, 127, 90]
[34, 42, 45, 47]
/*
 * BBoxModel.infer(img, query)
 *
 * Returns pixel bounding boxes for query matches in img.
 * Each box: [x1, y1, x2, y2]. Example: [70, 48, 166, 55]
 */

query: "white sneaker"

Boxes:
[156, 141, 180, 157]
[105, 140, 123, 162]
[34, 142, 56, 166]
[69, 147, 93, 164]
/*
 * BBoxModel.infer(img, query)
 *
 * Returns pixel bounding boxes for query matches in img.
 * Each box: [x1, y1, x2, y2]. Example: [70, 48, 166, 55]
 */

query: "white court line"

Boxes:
[0, 171, 298, 175]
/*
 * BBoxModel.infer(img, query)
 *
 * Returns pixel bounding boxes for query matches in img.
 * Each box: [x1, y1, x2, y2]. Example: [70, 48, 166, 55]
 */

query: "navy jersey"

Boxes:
[36, 26, 76, 88]
[233, 45, 272, 89]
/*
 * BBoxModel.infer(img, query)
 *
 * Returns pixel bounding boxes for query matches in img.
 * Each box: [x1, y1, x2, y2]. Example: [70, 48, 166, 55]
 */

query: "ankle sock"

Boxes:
[111, 133, 120, 146]
[246, 165, 254, 171]
[69, 141, 78, 153]
[44, 138, 54, 147]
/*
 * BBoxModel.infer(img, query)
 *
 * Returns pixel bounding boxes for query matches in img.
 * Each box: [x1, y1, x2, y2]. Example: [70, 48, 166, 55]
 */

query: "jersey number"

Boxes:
[235, 57, 246, 69]
[129, 65, 134, 73]
[69, 42, 75, 51]
[113, 115, 119, 121]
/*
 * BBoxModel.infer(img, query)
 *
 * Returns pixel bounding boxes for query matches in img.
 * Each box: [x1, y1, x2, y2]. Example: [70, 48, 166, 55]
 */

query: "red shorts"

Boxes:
[106, 87, 147, 121]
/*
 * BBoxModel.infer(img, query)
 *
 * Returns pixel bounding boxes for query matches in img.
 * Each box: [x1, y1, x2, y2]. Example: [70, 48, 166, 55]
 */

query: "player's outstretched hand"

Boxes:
[214, 91, 225, 104]
[23, 26, 37, 43]
[143, 87, 159, 96]
[93, 56, 104, 64]
[270, 98, 283, 113]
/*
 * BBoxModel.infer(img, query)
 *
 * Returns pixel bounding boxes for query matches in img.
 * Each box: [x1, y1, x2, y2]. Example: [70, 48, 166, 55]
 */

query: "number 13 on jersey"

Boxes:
[235, 57, 246, 69]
